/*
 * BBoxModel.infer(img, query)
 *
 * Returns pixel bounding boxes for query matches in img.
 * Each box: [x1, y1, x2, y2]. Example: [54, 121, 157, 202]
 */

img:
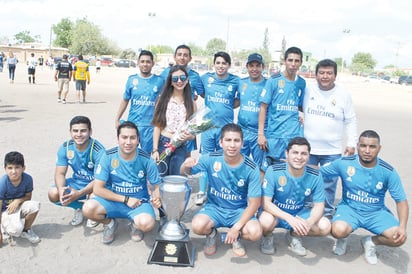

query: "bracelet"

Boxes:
[124, 196, 129, 204]
[152, 149, 158, 153]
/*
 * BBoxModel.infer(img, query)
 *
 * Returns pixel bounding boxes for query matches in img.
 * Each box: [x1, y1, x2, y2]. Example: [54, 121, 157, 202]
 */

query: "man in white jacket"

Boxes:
[303, 59, 357, 219]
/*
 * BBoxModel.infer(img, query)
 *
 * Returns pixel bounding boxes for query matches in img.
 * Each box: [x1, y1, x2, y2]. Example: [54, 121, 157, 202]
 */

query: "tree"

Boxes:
[14, 31, 39, 44]
[205, 38, 226, 56]
[53, 18, 73, 48]
[351, 52, 377, 71]
[120, 48, 137, 60]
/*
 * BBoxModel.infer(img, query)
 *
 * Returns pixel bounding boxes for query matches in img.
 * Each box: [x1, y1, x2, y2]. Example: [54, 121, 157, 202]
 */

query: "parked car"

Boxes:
[398, 75, 412, 85]
[100, 57, 113, 67]
[114, 59, 136, 68]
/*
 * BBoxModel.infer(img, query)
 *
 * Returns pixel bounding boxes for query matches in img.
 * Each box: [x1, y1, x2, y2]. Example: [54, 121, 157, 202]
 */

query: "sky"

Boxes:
[1, 0, 411, 69]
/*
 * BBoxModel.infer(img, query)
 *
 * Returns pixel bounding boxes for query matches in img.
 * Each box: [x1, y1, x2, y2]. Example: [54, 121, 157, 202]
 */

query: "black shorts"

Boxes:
[28, 67, 36, 75]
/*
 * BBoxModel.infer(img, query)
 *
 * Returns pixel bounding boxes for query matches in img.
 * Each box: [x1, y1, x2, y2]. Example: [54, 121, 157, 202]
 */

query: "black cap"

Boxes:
[247, 53, 263, 64]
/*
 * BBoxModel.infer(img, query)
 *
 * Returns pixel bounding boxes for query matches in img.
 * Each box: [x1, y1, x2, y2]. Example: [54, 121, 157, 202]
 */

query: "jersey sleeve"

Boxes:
[56, 144, 68, 166]
[262, 167, 276, 198]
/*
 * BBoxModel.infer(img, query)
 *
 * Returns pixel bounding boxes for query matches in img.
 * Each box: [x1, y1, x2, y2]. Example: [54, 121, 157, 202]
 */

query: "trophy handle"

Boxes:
[157, 160, 168, 176]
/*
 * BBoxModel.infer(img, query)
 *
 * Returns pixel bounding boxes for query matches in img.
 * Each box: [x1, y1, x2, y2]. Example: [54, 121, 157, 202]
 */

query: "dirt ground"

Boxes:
[0, 66, 411, 274]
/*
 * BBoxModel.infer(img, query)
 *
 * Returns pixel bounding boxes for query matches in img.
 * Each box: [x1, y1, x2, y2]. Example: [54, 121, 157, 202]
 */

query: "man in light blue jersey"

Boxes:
[82, 122, 162, 244]
[259, 137, 331, 256]
[160, 44, 205, 100]
[48, 116, 105, 227]
[195, 52, 240, 205]
[320, 130, 408, 265]
[238, 53, 267, 170]
[180, 123, 262, 257]
[258, 47, 306, 173]
[115, 50, 165, 154]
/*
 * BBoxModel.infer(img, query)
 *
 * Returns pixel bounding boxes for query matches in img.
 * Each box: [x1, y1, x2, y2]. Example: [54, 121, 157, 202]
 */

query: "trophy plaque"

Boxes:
[147, 175, 195, 267]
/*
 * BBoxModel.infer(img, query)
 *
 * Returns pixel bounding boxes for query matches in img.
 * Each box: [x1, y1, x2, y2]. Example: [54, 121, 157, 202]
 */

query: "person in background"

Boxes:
[95, 58, 101, 73]
[55, 54, 73, 104]
[7, 51, 18, 84]
[27, 53, 36, 84]
[73, 55, 91, 103]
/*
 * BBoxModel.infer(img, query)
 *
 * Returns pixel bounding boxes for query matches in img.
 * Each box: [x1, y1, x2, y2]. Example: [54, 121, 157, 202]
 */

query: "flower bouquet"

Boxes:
[157, 107, 216, 164]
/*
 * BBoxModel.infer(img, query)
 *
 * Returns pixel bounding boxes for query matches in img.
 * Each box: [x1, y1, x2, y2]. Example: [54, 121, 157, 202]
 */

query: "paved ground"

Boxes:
[0, 66, 411, 274]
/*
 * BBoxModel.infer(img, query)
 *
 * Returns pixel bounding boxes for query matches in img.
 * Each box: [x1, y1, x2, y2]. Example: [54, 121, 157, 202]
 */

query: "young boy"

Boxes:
[0, 151, 41, 245]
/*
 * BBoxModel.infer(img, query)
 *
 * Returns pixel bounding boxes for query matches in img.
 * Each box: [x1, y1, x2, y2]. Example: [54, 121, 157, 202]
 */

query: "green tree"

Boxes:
[205, 38, 226, 56]
[14, 31, 38, 44]
[351, 52, 377, 70]
[119, 48, 137, 60]
[53, 18, 73, 48]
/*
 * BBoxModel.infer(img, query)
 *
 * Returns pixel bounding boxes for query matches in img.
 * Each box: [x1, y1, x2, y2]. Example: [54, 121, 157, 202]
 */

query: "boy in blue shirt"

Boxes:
[0, 151, 41, 245]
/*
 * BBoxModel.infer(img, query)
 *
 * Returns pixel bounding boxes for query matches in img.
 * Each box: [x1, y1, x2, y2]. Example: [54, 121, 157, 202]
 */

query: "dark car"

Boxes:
[114, 59, 136, 68]
[398, 75, 412, 85]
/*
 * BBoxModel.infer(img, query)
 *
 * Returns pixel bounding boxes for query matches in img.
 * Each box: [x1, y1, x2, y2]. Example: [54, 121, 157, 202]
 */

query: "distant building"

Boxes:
[0, 43, 68, 62]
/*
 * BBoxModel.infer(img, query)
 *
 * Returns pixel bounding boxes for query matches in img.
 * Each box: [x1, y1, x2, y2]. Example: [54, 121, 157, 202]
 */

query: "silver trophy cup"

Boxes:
[148, 175, 195, 267]
[159, 175, 191, 240]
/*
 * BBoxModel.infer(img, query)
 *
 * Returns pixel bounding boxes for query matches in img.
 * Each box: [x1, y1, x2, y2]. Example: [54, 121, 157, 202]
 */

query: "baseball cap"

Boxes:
[247, 53, 263, 64]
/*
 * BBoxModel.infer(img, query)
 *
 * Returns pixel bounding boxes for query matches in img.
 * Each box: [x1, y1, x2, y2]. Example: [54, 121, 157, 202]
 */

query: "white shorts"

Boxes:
[1, 200, 40, 237]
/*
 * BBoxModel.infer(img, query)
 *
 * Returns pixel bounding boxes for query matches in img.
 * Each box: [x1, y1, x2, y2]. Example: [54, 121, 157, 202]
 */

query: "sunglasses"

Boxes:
[171, 75, 188, 83]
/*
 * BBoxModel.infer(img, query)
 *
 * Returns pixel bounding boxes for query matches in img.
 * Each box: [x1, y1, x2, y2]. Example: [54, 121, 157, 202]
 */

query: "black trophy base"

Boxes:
[147, 230, 195, 267]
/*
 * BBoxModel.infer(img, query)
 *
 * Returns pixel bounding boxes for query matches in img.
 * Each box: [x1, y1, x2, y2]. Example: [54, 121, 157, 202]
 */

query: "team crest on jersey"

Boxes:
[213, 161, 222, 173]
[262, 179, 268, 189]
[132, 78, 138, 89]
[278, 176, 287, 186]
[260, 88, 267, 98]
[346, 166, 355, 177]
[153, 85, 159, 93]
[237, 179, 245, 187]
[305, 188, 311, 196]
[241, 83, 247, 94]
[138, 170, 144, 178]
[278, 80, 285, 89]
[207, 77, 214, 87]
[67, 150, 75, 160]
[376, 181, 383, 190]
[331, 98, 336, 106]
[228, 85, 233, 92]
[111, 159, 120, 169]
[96, 164, 102, 174]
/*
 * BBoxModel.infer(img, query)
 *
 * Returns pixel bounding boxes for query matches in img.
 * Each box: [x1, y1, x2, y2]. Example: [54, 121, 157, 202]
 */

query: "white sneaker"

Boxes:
[21, 229, 41, 244]
[70, 209, 84, 226]
[361, 236, 377, 265]
[195, 192, 207, 206]
[130, 224, 144, 242]
[333, 237, 348, 256]
[86, 219, 99, 228]
[286, 231, 307, 256]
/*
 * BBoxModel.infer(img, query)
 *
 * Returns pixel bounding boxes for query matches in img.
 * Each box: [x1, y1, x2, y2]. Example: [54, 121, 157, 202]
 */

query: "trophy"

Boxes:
[147, 175, 195, 267]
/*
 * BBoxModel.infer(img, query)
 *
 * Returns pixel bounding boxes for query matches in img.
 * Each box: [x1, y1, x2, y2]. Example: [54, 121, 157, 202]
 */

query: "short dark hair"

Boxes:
[70, 116, 91, 130]
[175, 45, 191, 57]
[284, 47, 303, 61]
[220, 123, 243, 141]
[138, 50, 154, 61]
[78, 54, 83, 60]
[117, 121, 139, 137]
[214, 51, 231, 65]
[4, 151, 25, 167]
[316, 59, 337, 75]
[359, 130, 380, 143]
[287, 137, 311, 153]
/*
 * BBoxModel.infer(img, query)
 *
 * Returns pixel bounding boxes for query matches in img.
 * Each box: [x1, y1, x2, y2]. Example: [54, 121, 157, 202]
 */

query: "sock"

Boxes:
[107, 219, 115, 228]
[199, 172, 207, 193]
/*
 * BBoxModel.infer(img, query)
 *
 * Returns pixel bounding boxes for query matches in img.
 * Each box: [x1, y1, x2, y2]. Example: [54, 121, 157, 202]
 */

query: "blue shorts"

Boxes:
[200, 127, 222, 153]
[93, 196, 155, 221]
[75, 80, 87, 91]
[276, 207, 311, 230]
[333, 202, 399, 235]
[241, 129, 265, 167]
[196, 203, 256, 228]
[261, 137, 290, 172]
